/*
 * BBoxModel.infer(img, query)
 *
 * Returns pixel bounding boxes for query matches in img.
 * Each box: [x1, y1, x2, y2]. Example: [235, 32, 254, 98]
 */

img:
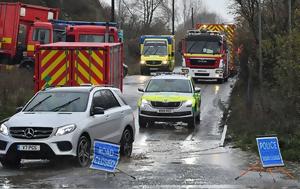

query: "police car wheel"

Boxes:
[139, 116, 147, 128]
[187, 116, 196, 129]
[120, 128, 133, 157]
[75, 135, 91, 167]
[0, 157, 21, 169]
[196, 112, 201, 123]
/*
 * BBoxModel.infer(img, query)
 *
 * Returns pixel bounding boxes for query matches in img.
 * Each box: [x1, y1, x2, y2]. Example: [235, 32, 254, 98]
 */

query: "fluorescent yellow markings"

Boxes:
[41, 50, 58, 66]
[42, 52, 66, 80]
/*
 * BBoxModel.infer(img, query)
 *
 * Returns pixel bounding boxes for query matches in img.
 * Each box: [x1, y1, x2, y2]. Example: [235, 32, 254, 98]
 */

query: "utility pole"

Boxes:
[288, 0, 292, 34]
[172, 0, 175, 35]
[118, 0, 121, 27]
[111, 0, 115, 22]
[191, 8, 194, 29]
[258, 0, 263, 85]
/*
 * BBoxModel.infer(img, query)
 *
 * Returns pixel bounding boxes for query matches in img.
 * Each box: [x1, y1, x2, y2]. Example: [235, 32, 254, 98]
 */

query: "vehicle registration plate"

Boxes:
[158, 109, 173, 113]
[150, 68, 159, 70]
[17, 145, 40, 151]
[197, 70, 207, 73]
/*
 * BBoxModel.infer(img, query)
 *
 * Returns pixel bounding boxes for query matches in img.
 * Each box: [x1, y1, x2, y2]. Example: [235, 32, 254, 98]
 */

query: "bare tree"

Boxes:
[130, 0, 169, 28]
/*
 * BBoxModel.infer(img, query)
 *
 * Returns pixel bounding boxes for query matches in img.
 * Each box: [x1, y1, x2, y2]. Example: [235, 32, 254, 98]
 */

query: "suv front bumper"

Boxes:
[0, 130, 81, 159]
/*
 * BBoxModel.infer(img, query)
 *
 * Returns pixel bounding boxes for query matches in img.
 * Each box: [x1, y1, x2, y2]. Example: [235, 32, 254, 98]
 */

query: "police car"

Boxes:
[138, 73, 201, 129]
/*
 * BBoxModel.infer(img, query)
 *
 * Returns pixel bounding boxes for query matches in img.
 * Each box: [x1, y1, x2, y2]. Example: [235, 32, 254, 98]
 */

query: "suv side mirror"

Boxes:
[138, 88, 144, 92]
[16, 107, 23, 113]
[195, 87, 201, 93]
[90, 106, 105, 116]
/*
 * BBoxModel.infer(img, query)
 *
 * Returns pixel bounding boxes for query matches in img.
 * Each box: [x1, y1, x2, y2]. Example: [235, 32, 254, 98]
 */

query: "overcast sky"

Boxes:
[204, 0, 235, 23]
[102, 0, 235, 23]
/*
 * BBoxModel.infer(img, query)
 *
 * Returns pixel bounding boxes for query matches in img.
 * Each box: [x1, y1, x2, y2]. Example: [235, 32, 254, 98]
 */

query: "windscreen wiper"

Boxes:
[143, 47, 151, 56]
[187, 41, 197, 53]
[27, 95, 52, 112]
[51, 97, 80, 112]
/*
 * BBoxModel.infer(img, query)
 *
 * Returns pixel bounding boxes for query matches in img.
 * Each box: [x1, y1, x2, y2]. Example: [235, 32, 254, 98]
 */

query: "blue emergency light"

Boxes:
[50, 19, 117, 27]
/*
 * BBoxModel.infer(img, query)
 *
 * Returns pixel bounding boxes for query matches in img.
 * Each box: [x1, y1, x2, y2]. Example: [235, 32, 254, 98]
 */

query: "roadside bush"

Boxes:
[0, 68, 34, 121]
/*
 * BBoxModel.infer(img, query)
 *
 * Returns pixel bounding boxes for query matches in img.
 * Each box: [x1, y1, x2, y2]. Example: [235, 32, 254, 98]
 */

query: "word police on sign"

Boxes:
[90, 140, 120, 172]
[256, 137, 284, 168]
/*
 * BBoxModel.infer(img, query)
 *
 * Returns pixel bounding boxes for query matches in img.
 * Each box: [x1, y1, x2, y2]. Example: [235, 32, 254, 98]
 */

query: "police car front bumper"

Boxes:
[139, 102, 193, 121]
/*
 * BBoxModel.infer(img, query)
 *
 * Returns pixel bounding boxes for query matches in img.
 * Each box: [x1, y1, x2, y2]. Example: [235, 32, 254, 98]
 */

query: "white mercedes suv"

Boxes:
[0, 86, 135, 168]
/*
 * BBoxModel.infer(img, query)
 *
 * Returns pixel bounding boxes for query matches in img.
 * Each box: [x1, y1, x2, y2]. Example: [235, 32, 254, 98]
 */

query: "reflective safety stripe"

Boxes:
[40, 50, 69, 89]
[27, 45, 35, 51]
[1, 37, 12, 44]
[74, 50, 104, 85]
[184, 53, 222, 58]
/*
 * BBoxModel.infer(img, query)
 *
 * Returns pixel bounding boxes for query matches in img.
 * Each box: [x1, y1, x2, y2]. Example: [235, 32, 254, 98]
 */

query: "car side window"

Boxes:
[113, 90, 128, 105]
[92, 89, 120, 110]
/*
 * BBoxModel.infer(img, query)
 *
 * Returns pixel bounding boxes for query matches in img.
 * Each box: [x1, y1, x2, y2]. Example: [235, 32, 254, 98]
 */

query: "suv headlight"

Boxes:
[140, 60, 146, 64]
[162, 60, 168, 64]
[0, 123, 8, 136]
[182, 100, 193, 107]
[55, 124, 76, 136]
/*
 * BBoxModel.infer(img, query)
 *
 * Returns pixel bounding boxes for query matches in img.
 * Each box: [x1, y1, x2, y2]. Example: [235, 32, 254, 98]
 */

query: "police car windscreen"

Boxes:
[146, 79, 192, 93]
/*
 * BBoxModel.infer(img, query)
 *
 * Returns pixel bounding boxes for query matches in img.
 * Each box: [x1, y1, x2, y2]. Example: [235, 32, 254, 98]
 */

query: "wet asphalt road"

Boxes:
[0, 72, 299, 188]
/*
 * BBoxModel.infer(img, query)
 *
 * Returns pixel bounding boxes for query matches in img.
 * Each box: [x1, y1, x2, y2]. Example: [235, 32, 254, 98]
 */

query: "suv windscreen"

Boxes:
[146, 79, 192, 93]
[24, 92, 89, 112]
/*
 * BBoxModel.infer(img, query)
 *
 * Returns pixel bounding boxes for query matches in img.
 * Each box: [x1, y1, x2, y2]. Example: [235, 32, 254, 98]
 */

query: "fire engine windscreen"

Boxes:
[186, 35, 221, 54]
[143, 40, 167, 56]
[33, 28, 50, 44]
[79, 34, 115, 43]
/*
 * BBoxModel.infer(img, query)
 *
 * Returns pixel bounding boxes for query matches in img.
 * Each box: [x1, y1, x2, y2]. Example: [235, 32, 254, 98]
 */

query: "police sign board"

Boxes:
[90, 140, 120, 172]
[256, 137, 284, 168]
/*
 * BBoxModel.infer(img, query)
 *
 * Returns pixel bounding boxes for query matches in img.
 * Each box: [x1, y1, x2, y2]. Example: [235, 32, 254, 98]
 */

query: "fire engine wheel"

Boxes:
[217, 78, 224, 84]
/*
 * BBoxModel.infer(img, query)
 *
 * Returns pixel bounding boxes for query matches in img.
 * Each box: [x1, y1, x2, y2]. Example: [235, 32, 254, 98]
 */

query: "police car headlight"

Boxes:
[162, 60, 168, 64]
[183, 100, 193, 107]
[141, 99, 150, 105]
[0, 123, 9, 136]
[140, 60, 146, 64]
[55, 124, 76, 136]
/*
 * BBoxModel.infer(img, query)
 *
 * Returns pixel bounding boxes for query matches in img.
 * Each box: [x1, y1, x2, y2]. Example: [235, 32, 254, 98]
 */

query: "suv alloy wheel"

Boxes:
[120, 128, 133, 157]
[75, 135, 91, 167]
